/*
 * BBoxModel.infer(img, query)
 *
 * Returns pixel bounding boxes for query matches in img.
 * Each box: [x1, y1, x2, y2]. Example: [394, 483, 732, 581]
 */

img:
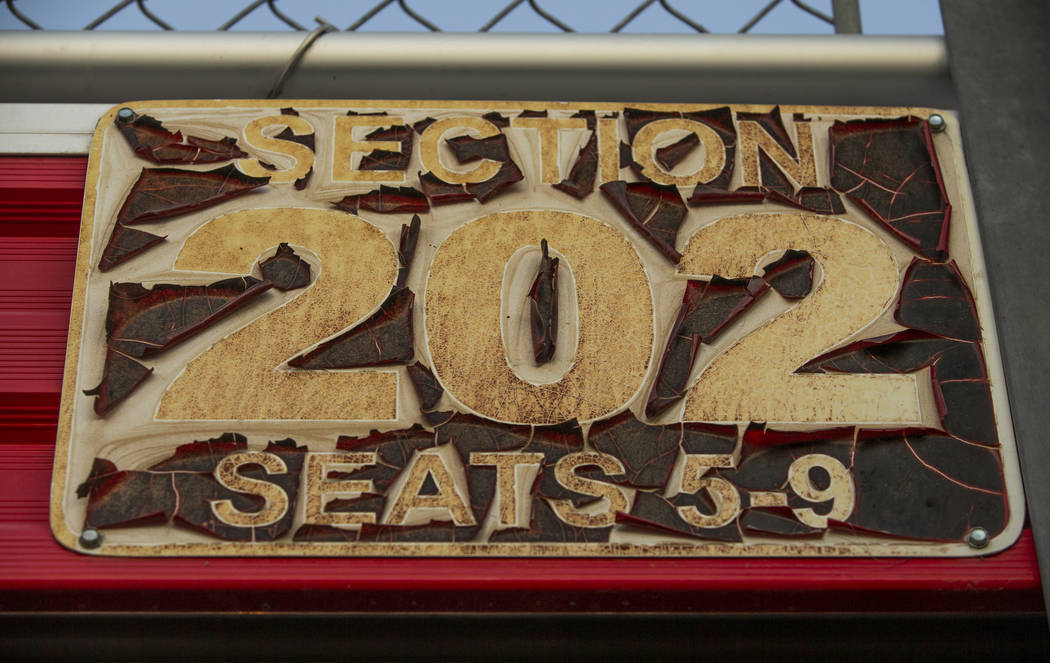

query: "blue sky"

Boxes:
[1, 0, 944, 34]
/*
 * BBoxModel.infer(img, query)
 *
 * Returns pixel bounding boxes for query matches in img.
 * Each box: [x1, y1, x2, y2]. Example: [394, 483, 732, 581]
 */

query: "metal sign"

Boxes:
[50, 100, 1023, 557]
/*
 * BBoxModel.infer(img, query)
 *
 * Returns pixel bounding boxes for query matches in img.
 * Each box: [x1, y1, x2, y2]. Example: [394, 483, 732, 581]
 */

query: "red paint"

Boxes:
[0, 156, 1042, 613]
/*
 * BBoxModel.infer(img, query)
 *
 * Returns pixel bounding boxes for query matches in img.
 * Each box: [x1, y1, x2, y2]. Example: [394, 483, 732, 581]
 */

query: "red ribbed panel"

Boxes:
[0, 158, 82, 445]
[0, 157, 86, 237]
[0, 238, 75, 391]
[0, 156, 1042, 613]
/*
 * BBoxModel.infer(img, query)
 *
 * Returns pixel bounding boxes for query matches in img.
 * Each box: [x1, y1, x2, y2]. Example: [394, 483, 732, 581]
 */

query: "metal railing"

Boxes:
[2, 0, 954, 107]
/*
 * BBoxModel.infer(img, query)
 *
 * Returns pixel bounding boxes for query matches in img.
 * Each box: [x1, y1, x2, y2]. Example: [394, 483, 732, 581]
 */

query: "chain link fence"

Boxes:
[1, 0, 943, 34]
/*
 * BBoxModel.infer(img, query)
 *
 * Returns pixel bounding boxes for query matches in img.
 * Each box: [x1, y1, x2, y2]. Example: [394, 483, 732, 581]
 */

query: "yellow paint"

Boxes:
[632, 118, 726, 186]
[739, 119, 817, 188]
[158, 208, 399, 421]
[679, 212, 917, 423]
[303, 452, 378, 526]
[512, 116, 589, 183]
[788, 454, 855, 528]
[549, 452, 630, 528]
[332, 114, 406, 182]
[418, 116, 503, 183]
[237, 115, 315, 183]
[211, 451, 290, 527]
[470, 452, 545, 526]
[386, 453, 475, 526]
[677, 476, 741, 528]
[425, 210, 653, 424]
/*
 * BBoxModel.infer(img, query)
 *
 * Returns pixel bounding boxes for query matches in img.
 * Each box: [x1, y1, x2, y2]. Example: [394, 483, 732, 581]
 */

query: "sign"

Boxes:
[51, 100, 1023, 557]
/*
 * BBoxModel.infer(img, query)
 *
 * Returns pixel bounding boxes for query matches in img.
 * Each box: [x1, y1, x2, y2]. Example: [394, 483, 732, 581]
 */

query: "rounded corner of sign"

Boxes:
[92, 100, 152, 139]
[49, 512, 88, 556]
[983, 507, 1028, 557]
[95, 103, 126, 131]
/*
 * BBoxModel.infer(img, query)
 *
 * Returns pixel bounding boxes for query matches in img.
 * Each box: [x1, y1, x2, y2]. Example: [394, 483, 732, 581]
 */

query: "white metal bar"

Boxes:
[0, 103, 110, 153]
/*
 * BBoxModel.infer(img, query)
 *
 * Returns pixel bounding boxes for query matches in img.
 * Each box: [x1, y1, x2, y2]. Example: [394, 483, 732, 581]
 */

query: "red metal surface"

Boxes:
[0, 156, 1043, 613]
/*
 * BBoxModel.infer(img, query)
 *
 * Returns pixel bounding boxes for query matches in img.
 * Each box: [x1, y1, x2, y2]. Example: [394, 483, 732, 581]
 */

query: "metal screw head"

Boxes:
[928, 113, 947, 133]
[965, 527, 989, 549]
[79, 528, 102, 549]
[116, 107, 135, 122]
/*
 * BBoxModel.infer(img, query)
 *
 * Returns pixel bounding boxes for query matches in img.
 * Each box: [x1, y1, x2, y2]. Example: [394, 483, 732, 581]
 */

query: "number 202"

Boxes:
[159, 207, 918, 425]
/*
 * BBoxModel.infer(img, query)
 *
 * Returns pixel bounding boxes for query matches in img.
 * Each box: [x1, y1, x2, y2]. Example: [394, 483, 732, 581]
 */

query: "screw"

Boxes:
[965, 527, 989, 549]
[116, 107, 135, 122]
[79, 527, 102, 549]
[928, 113, 947, 133]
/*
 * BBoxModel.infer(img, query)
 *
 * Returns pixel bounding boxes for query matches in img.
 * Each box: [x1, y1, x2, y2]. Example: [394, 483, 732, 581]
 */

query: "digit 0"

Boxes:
[425, 210, 654, 424]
